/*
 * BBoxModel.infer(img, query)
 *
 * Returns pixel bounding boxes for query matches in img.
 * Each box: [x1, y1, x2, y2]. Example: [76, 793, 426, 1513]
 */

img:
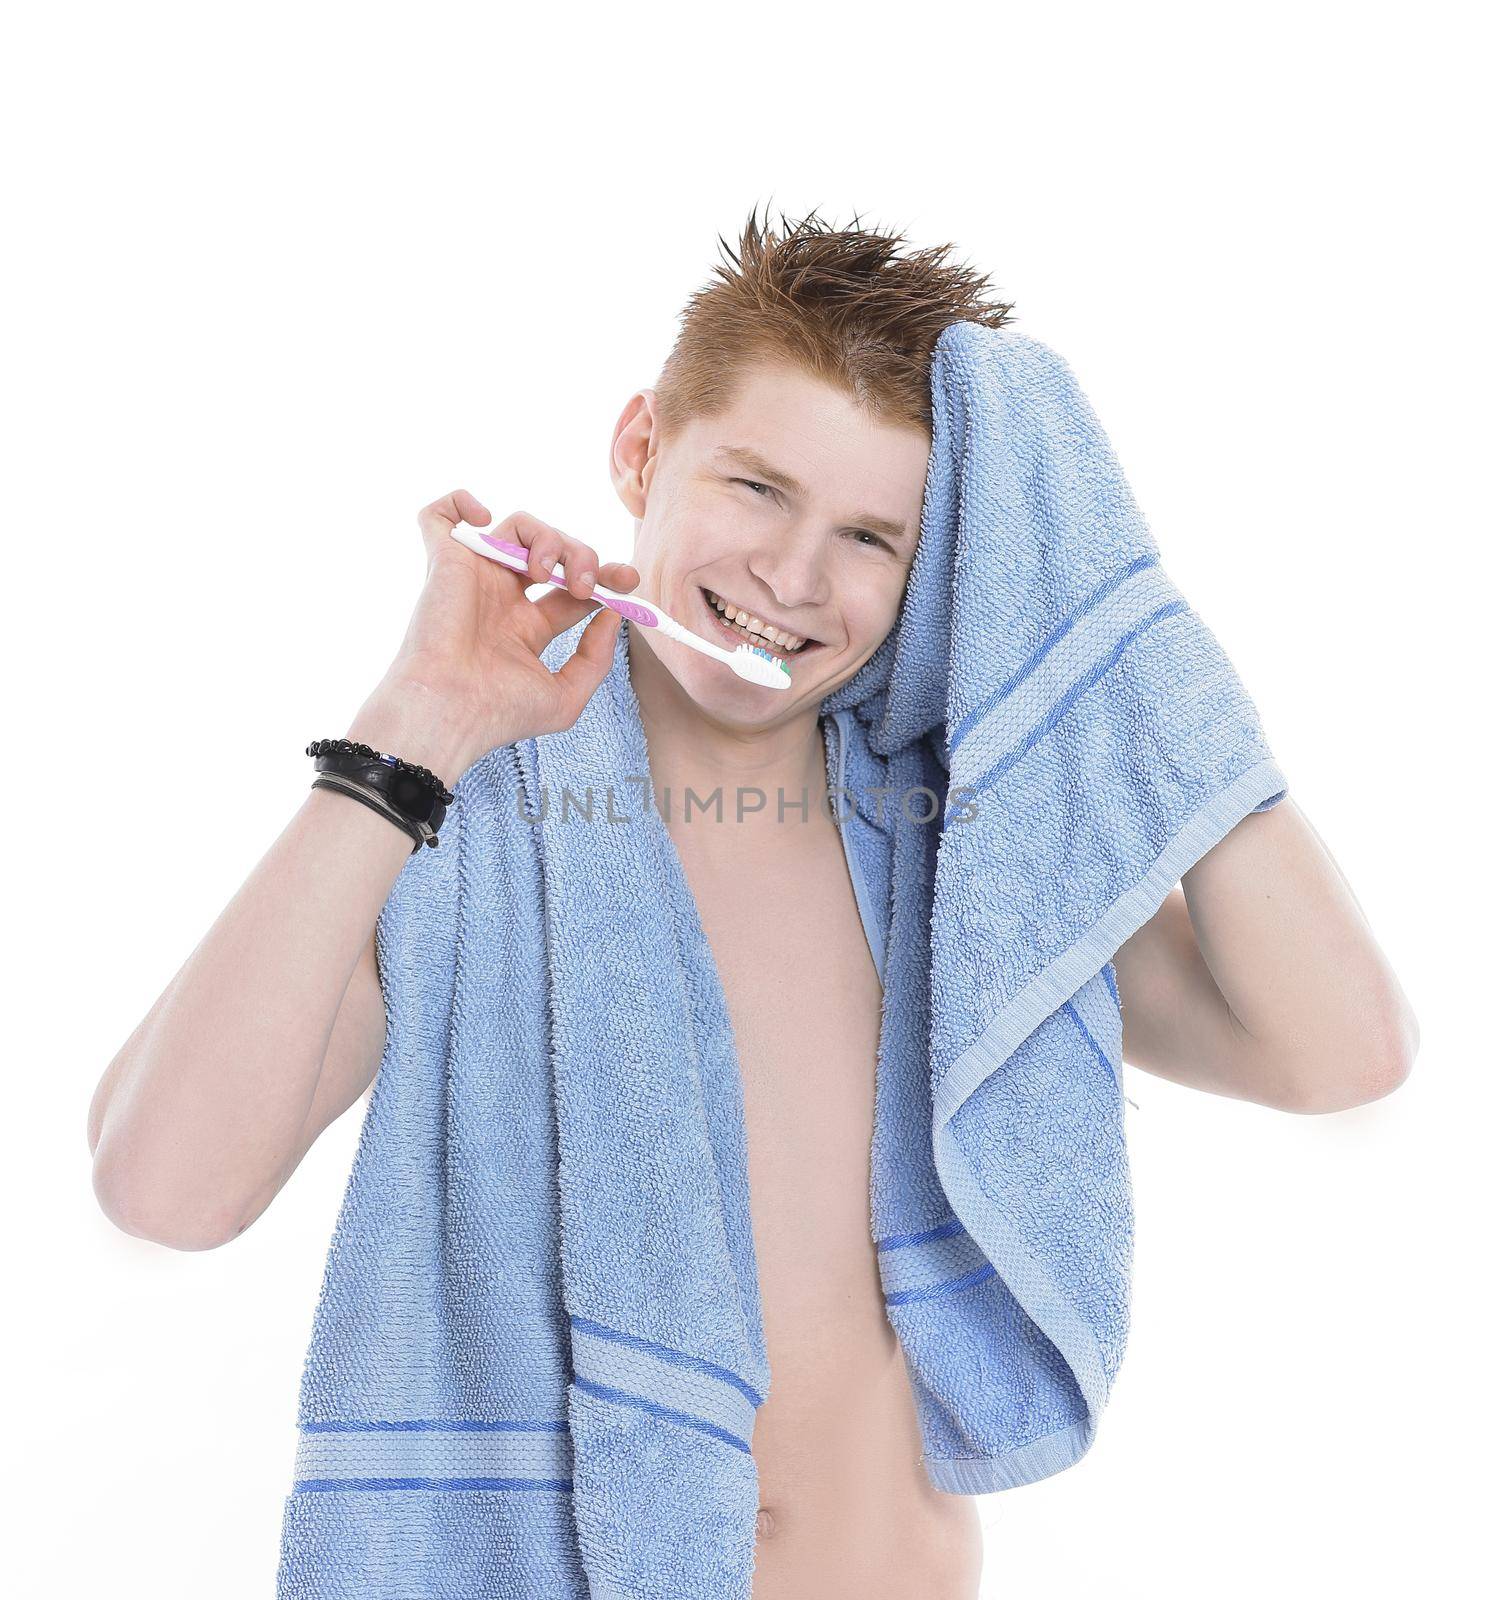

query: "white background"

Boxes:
[6, 3, 1482, 1596]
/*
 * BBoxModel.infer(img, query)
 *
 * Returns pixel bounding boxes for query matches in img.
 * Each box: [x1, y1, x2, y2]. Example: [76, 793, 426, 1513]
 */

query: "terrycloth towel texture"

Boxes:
[276, 322, 1287, 1598]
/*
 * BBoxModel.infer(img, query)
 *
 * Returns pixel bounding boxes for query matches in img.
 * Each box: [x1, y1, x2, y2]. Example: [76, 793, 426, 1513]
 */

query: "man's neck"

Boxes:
[627, 627, 832, 836]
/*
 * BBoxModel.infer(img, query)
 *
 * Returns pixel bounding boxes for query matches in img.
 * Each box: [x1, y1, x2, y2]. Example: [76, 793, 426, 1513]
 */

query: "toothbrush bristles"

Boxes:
[748, 643, 791, 679]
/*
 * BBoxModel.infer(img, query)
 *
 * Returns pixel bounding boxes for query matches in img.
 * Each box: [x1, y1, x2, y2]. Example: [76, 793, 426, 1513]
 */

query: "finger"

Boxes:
[548, 608, 621, 727]
[418, 488, 493, 558]
[436, 508, 564, 598]
[597, 561, 641, 592]
[494, 521, 617, 598]
[417, 488, 491, 534]
[449, 488, 492, 526]
[494, 511, 569, 582]
[557, 540, 603, 601]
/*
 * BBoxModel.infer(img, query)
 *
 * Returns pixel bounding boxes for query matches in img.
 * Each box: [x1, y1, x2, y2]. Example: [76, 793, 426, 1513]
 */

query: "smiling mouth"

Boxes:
[697, 587, 823, 659]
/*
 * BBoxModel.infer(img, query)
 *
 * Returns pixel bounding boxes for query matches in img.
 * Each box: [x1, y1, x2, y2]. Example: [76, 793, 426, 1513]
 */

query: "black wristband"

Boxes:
[306, 739, 455, 805]
[311, 773, 425, 854]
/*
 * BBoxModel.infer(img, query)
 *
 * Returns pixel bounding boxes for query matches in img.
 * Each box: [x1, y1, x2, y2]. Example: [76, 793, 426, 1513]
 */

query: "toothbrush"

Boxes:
[448, 526, 795, 692]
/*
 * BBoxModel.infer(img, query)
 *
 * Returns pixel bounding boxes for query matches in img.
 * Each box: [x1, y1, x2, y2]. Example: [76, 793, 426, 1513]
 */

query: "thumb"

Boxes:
[551, 609, 621, 721]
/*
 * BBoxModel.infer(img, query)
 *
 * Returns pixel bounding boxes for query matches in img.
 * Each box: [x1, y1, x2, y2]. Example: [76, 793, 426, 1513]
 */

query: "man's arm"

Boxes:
[87, 684, 469, 1249]
[86, 495, 636, 1249]
[1111, 796, 1419, 1113]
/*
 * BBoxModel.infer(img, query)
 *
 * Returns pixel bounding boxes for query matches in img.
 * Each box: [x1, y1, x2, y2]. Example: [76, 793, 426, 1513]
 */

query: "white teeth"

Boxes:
[704, 589, 810, 653]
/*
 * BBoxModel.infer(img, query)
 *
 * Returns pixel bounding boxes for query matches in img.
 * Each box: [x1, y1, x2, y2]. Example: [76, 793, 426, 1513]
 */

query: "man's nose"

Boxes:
[747, 538, 829, 609]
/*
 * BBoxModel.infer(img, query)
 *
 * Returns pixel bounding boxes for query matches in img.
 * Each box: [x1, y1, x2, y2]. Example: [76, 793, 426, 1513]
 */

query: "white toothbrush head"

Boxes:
[728, 642, 794, 690]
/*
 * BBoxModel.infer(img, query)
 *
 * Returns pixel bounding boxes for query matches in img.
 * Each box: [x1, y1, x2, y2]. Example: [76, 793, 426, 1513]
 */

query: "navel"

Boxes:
[756, 1506, 778, 1539]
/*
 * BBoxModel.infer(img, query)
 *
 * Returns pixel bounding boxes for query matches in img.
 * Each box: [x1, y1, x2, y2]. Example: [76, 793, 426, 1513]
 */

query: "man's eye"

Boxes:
[735, 478, 775, 499]
[849, 528, 887, 549]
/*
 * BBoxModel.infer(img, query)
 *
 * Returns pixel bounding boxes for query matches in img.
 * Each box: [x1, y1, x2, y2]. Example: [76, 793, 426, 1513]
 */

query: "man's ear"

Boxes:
[610, 388, 659, 518]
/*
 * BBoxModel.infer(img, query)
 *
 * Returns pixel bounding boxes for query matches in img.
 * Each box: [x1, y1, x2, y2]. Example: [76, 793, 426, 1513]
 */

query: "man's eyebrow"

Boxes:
[711, 444, 910, 544]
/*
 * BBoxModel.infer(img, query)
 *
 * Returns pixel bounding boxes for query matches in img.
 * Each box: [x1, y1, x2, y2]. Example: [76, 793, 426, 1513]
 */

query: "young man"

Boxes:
[88, 210, 1418, 1598]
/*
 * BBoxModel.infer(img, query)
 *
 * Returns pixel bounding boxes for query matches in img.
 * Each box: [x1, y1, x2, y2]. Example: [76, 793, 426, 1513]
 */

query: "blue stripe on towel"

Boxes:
[883, 1262, 999, 1307]
[877, 1217, 995, 1304]
[301, 1417, 570, 1433]
[568, 1315, 762, 1451]
[949, 572, 1187, 790]
[1065, 972, 1122, 1083]
[877, 1215, 967, 1251]
[568, 1315, 764, 1407]
[948, 554, 1159, 758]
[1102, 961, 1121, 1011]
[292, 1418, 573, 1491]
[571, 1376, 754, 1455]
[293, 1476, 575, 1493]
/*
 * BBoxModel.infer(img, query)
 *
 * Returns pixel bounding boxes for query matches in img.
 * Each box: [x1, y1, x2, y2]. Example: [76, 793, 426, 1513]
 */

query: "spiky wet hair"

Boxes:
[653, 202, 1015, 441]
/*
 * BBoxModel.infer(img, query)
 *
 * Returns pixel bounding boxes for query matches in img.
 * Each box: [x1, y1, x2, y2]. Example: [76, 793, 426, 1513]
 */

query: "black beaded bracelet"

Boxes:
[306, 738, 455, 805]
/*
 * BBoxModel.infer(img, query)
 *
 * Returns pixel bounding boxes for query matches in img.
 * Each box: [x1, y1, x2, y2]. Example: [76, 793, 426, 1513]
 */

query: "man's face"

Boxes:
[614, 360, 929, 725]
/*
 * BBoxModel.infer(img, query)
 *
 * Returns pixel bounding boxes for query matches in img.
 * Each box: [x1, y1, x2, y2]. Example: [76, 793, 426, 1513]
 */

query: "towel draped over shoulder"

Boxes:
[276, 324, 1286, 1599]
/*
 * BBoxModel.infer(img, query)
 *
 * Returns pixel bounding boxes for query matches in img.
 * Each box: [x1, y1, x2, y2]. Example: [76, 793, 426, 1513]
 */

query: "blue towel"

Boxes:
[276, 322, 1287, 1598]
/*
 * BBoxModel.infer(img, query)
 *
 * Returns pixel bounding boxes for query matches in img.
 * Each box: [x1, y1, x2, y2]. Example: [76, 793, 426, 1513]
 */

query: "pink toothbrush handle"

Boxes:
[474, 534, 658, 627]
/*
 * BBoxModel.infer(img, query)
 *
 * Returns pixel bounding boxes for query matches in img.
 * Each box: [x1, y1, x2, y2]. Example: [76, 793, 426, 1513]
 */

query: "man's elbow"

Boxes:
[1269, 1006, 1420, 1115]
[90, 1159, 244, 1252]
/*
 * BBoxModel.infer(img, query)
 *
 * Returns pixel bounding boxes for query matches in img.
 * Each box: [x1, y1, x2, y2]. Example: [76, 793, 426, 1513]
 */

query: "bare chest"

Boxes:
[672, 811, 891, 1449]
[670, 814, 883, 1296]
[669, 815, 982, 1594]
